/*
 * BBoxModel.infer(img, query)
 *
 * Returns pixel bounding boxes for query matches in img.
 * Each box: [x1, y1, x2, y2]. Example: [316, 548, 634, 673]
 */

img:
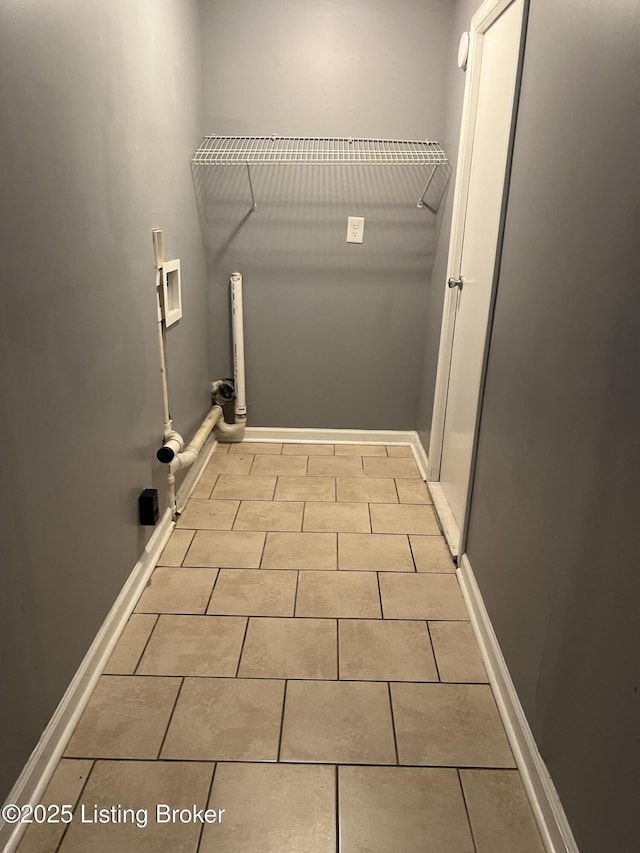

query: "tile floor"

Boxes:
[18, 442, 545, 852]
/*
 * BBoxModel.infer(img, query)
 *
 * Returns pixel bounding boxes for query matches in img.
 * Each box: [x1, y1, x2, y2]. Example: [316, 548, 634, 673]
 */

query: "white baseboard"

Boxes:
[1, 440, 216, 852]
[457, 554, 579, 853]
[427, 482, 460, 558]
[244, 426, 417, 446]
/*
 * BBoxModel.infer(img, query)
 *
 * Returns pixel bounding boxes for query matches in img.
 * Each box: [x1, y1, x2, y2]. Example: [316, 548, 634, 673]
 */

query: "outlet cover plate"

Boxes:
[347, 216, 365, 244]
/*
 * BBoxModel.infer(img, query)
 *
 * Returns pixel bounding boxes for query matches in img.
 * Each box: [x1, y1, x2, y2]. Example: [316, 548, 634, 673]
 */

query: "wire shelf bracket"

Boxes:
[192, 135, 449, 211]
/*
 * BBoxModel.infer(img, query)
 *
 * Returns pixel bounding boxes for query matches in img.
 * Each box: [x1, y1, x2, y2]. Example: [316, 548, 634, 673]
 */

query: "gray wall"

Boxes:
[416, 0, 481, 451]
[466, 1, 640, 850]
[199, 0, 454, 428]
[0, 0, 209, 799]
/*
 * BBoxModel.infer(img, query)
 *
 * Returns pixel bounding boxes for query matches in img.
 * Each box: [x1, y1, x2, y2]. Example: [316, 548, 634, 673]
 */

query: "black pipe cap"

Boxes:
[157, 446, 175, 464]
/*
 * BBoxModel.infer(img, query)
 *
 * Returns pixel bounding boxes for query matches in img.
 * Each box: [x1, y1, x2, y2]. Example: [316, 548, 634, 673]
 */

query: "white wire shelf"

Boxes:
[193, 135, 448, 166]
[192, 135, 449, 210]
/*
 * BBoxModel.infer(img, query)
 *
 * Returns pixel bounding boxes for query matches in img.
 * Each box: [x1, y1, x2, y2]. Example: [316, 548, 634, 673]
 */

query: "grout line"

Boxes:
[335, 764, 340, 853]
[293, 570, 300, 617]
[132, 614, 160, 674]
[257, 529, 269, 570]
[457, 768, 480, 853]
[156, 676, 185, 759]
[276, 681, 288, 761]
[425, 621, 441, 682]
[124, 673, 444, 683]
[336, 619, 340, 680]
[229, 499, 243, 530]
[302, 501, 308, 533]
[58, 755, 517, 770]
[366, 502, 372, 534]
[376, 572, 384, 619]
[272, 476, 279, 501]
[387, 682, 400, 765]
[203, 569, 222, 614]
[393, 477, 400, 504]
[53, 759, 96, 852]
[234, 618, 250, 677]
[196, 762, 218, 852]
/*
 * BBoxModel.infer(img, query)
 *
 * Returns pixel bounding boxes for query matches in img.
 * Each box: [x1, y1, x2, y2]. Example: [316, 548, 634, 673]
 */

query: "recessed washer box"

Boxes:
[162, 259, 182, 327]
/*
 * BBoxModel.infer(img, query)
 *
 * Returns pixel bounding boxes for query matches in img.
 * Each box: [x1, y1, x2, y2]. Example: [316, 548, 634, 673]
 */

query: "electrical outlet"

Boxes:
[346, 216, 365, 244]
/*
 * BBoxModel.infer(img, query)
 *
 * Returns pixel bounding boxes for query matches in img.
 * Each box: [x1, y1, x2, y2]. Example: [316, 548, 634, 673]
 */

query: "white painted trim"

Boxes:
[427, 482, 460, 557]
[410, 433, 429, 481]
[244, 426, 417, 446]
[457, 554, 580, 853]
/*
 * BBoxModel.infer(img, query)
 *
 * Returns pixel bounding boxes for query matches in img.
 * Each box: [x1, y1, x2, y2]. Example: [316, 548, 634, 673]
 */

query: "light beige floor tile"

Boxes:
[137, 615, 246, 676]
[307, 456, 365, 477]
[338, 533, 414, 572]
[200, 763, 335, 853]
[234, 500, 304, 531]
[339, 766, 474, 853]
[410, 535, 456, 572]
[211, 474, 276, 501]
[303, 501, 371, 533]
[191, 470, 219, 499]
[17, 759, 93, 853]
[205, 454, 254, 474]
[370, 503, 440, 534]
[339, 620, 437, 681]
[334, 443, 387, 456]
[274, 475, 335, 501]
[336, 477, 397, 503]
[363, 457, 421, 478]
[103, 614, 157, 674]
[296, 571, 381, 618]
[429, 622, 488, 683]
[59, 760, 213, 853]
[64, 676, 180, 759]
[134, 567, 218, 614]
[214, 442, 230, 452]
[281, 680, 395, 764]
[379, 573, 468, 620]
[161, 678, 285, 761]
[228, 441, 282, 454]
[385, 445, 413, 457]
[261, 532, 337, 570]
[250, 455, 307, 475]
[184, 531, 266, 568]
[460, 770, 545, 853]
[391, 683, 515, 767]
[158, 529, 195, 566]
[176, 499, 239, 530]
[208, 569, 297, 616]
[395, 478, 432, 504]
[282, 443, 334, 455]
[239, 618, 337, 679]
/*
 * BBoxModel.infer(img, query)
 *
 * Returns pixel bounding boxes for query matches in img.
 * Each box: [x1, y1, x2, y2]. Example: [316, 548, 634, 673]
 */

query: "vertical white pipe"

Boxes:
[156, 291, 171, 433]
[230, 272, 247, 420]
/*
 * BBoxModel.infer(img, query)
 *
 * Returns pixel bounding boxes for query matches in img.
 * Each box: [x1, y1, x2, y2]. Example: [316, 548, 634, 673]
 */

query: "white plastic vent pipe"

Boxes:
[214, 271, 246, 441]
[170, 406, 223, 473]
[230, 272, 247, 420]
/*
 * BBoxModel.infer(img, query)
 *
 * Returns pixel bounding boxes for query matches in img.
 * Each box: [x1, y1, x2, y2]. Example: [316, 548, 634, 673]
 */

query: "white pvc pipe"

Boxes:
[170, 406, 223, 473]
[230, 272, 247, 421]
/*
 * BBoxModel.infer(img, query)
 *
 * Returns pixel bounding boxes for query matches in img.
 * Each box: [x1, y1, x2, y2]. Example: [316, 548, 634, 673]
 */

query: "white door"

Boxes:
[434, 0, 525, 540]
